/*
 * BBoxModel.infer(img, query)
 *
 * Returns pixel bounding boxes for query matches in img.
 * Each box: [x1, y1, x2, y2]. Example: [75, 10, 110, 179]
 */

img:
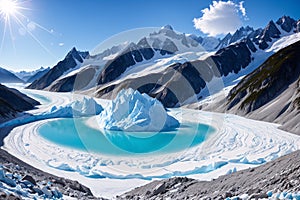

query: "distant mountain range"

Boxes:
[15, 67, 50, 83]
[0, 67, 50, 84]
[26, 16, 300, 109]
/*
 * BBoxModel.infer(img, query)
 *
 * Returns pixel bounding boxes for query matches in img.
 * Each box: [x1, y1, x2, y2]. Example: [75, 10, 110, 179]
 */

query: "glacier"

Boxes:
[97, 88, 179, 132]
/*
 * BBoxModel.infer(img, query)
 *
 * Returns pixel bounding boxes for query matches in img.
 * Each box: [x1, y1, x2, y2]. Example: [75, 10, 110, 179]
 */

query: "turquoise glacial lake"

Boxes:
[39, 118, 215, 156]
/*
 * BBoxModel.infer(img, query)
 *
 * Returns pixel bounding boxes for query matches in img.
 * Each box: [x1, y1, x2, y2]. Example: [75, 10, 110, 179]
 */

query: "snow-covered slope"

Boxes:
[226, 40, 300, 134]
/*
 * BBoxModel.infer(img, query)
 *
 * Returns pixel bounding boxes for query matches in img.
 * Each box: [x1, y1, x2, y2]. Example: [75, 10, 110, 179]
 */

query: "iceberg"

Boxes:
[97, 88, 179, 132]
[48, 97, 103, 118]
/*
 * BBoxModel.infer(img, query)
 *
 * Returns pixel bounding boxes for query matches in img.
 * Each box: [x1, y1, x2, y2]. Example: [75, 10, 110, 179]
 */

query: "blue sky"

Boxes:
[0, 0, 299, 71]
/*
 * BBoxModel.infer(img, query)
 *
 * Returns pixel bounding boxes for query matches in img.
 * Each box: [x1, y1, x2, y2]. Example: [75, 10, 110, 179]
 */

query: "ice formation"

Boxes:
[97, 88, 179, 132]
[49, 97, 103, 117]
[0, 97, 103, 128]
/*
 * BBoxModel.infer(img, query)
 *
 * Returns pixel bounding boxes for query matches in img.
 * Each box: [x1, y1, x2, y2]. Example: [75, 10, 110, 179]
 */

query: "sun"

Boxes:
[0, 0, 18, 19]
[0, 0, 54, 56]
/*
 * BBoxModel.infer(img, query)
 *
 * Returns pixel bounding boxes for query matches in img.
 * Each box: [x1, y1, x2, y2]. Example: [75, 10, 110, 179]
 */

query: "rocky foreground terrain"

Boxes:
[118, 150, 300, 200]
[0, 149, 103, 200]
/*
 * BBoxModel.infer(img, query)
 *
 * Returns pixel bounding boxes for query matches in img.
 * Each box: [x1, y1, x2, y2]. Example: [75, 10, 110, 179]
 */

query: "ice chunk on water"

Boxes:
[97, 88, 179, 132]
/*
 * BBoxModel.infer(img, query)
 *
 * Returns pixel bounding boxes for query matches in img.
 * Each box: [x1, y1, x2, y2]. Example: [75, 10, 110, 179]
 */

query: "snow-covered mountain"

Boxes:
[27, 48, 89, 90]
[28, 16, 300, 108]
[27, 25, 211, 91]
[15, 67, 50, 83]
[0, 67, 24, 83]
[93, 16, 300, 107]
[216, 26, 255, 49]
[226, 40, 300, 134]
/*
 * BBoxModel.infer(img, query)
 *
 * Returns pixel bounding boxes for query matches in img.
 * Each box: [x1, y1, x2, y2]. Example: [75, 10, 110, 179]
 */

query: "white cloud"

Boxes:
[193, 1, 247, 36]
[239, 1, 246, 16]
[58, 43, 64, 47]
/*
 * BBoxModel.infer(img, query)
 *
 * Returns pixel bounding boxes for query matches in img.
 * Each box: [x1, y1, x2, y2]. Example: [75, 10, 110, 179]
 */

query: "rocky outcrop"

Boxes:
[0, 84, 39, 120]
[27, 47, 89, 90]
[118, 150, 300, 200]
[226, 40, 300, 134]
[276, 15, 297, 32]
[211, 40, 252, 76]
[253, 20, 281, 50]
[0, 149, 103, 200]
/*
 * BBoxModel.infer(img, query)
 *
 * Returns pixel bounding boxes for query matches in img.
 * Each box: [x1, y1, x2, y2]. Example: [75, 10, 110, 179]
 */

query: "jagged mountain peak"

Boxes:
[276, 15, 297, 32]
[216, 26, 254, 50]
[161, 25, 174, 31]
[66, 47, 89, 63]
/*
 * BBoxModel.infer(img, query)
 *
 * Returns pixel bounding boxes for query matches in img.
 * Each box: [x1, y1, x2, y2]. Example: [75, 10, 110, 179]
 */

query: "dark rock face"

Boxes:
[98, 47, 137, 85]
[97, 37, 160, 86]
[96, 62, 203, 107]
[0, 84, 40, 118]
[276, 15, 297, 32]
[212, 41, 252, 76]
[49, 67, 96, 92]
[27, 47, 89, 90]
[254, 20, 281, 50]
[227, 40, 300, 113]
[137, 38, 155, 60]
[245, 37, 257, 52]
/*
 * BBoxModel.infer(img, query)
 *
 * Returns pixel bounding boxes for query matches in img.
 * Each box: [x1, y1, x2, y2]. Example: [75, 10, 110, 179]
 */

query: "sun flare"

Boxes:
[0, 0, 18, 19]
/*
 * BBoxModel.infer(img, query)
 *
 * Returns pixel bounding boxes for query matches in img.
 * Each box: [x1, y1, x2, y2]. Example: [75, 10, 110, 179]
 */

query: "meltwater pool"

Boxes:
[39, 118, 215, 156]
